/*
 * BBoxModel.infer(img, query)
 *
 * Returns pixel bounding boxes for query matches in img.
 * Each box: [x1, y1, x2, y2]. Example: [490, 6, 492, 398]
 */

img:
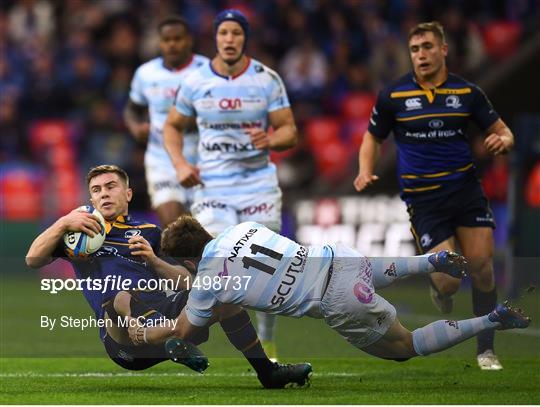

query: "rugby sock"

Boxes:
[472, 287, 497, 354]
[412, 316, 500, 356]
[220, 310, 273, 376]
[256, 311, 276, 342]
[371, 254, 434, 289]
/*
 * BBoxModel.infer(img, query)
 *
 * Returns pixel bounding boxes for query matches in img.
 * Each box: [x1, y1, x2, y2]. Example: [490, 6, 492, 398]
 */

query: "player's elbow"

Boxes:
[25, 256, 47, 269]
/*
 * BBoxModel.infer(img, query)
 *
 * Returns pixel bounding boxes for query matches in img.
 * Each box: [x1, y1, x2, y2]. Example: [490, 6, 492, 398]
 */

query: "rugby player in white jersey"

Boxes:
[162, 9, 298, 359]
[129, 216, 530, 366]
[124, 16, 208, 227]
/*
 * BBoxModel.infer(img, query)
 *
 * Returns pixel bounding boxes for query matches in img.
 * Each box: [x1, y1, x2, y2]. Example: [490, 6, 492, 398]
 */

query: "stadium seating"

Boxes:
[340, 92, 376, 120]
[482, 21, 522, 60]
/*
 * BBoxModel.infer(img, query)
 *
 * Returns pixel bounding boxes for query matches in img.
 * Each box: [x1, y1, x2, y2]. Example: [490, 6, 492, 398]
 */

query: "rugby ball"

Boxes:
[63, 205, 106, 258]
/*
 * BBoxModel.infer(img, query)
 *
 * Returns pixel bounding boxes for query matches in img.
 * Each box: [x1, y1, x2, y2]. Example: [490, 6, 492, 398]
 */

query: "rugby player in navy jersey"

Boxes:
[353, 22, 515, 370]
[26, 165, 311, 388]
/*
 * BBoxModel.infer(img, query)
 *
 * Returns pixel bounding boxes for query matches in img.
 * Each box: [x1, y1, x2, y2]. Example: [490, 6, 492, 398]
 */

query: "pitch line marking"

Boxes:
[0, 372, 359, 378]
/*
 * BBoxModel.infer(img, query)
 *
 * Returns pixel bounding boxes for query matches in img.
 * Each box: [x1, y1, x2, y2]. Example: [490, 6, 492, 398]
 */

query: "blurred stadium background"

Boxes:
[1, 1, 539, 402]
[1, 0, 538, 293]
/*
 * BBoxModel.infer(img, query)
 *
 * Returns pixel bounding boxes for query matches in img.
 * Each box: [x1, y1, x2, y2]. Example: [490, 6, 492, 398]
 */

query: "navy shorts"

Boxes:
[407, 179, 496, 253]
[102, 289, 209, 370]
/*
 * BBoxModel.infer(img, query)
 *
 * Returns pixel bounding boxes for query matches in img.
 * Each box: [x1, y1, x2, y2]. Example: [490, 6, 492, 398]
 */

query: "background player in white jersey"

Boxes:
[124, 16, 208, 227]
[129, 216, 530, 365]
[162, 10, 298, 358]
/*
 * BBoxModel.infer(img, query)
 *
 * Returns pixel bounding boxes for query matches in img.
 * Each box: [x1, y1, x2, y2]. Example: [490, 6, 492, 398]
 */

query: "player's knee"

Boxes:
[113, 291, 132, 315]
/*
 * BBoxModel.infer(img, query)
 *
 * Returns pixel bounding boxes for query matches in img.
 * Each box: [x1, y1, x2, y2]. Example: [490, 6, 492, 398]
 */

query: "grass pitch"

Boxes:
[1, 270, 539, 404]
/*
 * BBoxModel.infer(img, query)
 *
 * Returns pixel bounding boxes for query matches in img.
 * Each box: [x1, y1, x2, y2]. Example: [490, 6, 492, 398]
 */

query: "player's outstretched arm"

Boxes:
[484, 119, 514, 155]
[123, 99, 150, 144]
[163, 107, 202, 188]
[128, 235, 192, 289]
[248, 107, 298, 151]
[26, 210, 102, 268]
[354, 131, 382, 192]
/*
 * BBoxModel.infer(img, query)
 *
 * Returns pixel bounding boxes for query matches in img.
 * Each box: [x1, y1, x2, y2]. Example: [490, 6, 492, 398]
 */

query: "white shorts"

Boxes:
[144, 163, 194, 209]
[321, 244, 397, 349]
[190, 190, 282, 236]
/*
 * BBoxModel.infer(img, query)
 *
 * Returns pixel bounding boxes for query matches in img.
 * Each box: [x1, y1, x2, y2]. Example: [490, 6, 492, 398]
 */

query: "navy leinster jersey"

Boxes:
[54, 215, 162, 323]
[368, 72, 499, 203]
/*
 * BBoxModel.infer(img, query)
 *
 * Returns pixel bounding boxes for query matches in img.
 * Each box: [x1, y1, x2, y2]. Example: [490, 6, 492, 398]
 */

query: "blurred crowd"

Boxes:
[1, 0, 539, 217]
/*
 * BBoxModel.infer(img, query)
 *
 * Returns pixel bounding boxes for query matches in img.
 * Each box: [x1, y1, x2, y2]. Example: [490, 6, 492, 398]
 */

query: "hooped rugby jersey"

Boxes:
[368, 72, 500, 203]
[54, 214, 162, 322]
[129, 54, 208, 168]
[174, 58, 290, 196]
[185, 222, 333, 326]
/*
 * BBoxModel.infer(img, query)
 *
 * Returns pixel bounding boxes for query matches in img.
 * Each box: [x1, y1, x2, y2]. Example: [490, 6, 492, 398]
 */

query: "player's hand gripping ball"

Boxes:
[63, 206, 106, 258]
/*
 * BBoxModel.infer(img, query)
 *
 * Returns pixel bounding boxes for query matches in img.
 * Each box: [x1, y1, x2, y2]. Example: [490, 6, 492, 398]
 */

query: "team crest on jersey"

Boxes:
[445, 95, 462, 109]
[405, 98, 422, 110]
[429, 119, 444, 129]
[125, 229, 141, 239]
[100, 246, 118, 255]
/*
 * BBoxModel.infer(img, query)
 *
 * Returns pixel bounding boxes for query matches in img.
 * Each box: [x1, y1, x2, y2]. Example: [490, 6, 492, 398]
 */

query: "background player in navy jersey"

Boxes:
[26, 165, 308, 388]
[124, 16, 208, 227]
[126, 216, 529, 367]
[353, 21, 515, 370]
[163, 9, 298, 360]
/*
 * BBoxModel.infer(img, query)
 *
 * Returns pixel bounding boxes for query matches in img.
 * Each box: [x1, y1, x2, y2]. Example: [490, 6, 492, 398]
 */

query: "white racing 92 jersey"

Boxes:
[185, 222, 334, 326]
[129, 54, 208, 168]
[174, 58, 290, 196]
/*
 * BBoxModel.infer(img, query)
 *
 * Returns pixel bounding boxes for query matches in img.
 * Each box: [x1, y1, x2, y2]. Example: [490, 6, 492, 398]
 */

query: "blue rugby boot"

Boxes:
[488, 301, 531, 330]
[165, 338, 209, 373]
[428, 250, 467, 279]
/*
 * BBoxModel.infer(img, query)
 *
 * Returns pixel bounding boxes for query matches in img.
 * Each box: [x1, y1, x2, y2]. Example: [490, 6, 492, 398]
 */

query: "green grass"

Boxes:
[1, 271, 539, 404]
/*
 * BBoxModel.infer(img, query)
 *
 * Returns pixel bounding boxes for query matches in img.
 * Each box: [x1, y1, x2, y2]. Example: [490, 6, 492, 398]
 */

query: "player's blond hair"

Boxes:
[408, 21, 446, 44]
[86, 165, 130, 187]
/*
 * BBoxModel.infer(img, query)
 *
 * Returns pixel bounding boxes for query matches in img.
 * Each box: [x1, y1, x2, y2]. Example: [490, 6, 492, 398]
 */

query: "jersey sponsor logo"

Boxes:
[445, 320, 459, 329]
[219, 98, 242, 110]
[201, 120, 262, 131]
[218, 258, 229, 278]
[270, 246, 308, 307]
[192, 200, 227, 215]
[405, 98, 422, 110]
[428, 119, 444, 129]
[99, 246, 118, 255]
[353, 281, 373, 303]
[201, 141, 256, 153]
[153, 180, 181, 192]
[125, 230, 141, 239]
[384, 262, 397, 278]
[227, 228, 259, 263]
[445, 95, 462, 109]
[420, 233, 432, 248]
[476, 212, 494, 223]
[239, 203, 275, 216]
[376, 314, 387, 326]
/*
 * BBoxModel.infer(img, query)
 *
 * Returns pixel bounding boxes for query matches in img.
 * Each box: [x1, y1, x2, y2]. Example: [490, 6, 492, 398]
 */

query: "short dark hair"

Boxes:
[161, 215, 213, 260]
[408, 21, 446, 44]
[157, 15, 190, 34]
[86, 165, 129, 187]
